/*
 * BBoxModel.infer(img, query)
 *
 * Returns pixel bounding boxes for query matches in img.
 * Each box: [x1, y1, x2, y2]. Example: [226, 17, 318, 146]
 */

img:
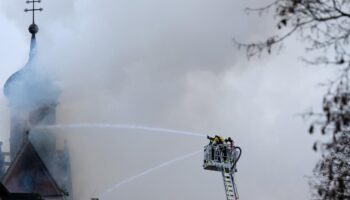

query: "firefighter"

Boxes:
[223, 137, 234, 162]
[226, 137, 234, 147]
[207, 135, 215, 144]
[213, 135, 224, 145]
[212, 135, 224, 162]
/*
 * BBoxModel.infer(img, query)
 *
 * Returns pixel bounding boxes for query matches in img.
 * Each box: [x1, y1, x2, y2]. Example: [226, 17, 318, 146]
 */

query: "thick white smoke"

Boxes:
[0, 0, 336, 200]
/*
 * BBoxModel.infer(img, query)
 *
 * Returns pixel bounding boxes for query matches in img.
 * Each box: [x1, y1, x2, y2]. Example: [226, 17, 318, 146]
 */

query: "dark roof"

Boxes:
[2, 141, 64, 197]
[0, 182, 42, 200]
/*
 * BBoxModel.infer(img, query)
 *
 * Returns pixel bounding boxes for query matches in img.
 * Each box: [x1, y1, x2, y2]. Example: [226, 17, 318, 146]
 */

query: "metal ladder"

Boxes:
[222, 168, 239, 200]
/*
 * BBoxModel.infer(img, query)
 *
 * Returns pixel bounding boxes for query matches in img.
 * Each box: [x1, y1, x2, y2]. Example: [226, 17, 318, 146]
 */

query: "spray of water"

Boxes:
[35, 123, 206, 137]
[98, 150, 202, 199]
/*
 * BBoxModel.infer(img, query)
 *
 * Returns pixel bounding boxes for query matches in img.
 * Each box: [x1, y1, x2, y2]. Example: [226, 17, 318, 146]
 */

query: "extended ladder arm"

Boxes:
[222, 169, 239, 200]
[222, 147, 241, 200]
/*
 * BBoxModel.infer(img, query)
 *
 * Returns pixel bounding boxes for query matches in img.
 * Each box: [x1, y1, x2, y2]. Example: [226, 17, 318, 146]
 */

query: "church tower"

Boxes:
[1, 1, 72, 199]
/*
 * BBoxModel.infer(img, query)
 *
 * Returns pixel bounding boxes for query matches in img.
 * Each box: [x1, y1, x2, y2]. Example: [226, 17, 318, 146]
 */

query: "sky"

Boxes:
[0, 0, 337, 200]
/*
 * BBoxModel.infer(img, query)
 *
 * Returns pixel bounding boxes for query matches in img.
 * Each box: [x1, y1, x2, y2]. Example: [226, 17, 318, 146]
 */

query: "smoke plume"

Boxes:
[0, 0, 337, 199]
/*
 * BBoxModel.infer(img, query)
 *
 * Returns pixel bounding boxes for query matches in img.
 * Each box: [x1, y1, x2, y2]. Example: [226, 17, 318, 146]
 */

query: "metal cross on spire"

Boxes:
[24, 0, 43, 25]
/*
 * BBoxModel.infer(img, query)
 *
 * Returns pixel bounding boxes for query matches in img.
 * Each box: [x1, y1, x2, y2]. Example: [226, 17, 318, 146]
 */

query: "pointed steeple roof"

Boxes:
[4, 0, 41, 98]
[2, 0, 59, 108]
[2, 141, 64, 197]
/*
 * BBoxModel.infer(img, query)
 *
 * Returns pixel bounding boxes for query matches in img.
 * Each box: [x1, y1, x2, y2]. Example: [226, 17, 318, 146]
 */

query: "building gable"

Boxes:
[2, 141, 63, 198]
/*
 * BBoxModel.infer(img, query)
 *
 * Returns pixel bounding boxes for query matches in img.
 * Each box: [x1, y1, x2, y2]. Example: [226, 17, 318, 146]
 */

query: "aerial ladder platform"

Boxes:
[203, 136, 242, 200]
